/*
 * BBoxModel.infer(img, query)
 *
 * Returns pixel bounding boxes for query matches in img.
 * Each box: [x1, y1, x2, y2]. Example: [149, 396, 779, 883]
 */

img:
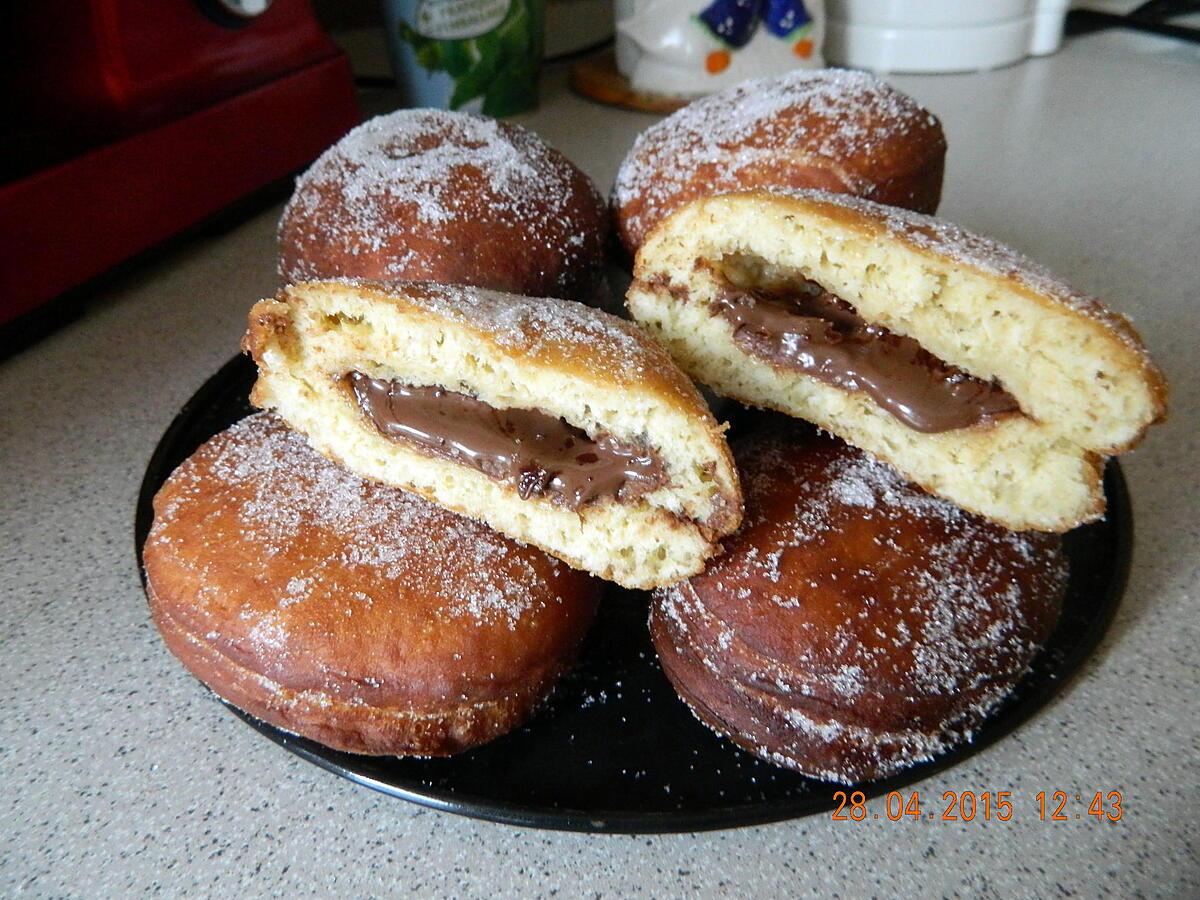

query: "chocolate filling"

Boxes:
[709, 279, 1019, 433]
[345, 372, 668, 510]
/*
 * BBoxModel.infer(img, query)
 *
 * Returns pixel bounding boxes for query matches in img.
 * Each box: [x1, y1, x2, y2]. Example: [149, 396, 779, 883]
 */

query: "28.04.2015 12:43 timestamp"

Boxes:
[831, 790, 1124, 822]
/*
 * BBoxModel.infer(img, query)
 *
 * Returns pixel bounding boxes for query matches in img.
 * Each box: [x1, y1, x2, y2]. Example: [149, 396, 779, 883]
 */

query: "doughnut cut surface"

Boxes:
[627, 190, 1166, 531]
[246, 280, 742, 588]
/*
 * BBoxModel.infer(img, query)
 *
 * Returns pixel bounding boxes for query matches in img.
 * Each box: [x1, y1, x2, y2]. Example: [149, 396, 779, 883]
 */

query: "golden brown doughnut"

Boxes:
[278, 109, 610, 304]
[650, 420, 1067, 783]
[612, 68, 946, 256]
[144, 413, 599, 756]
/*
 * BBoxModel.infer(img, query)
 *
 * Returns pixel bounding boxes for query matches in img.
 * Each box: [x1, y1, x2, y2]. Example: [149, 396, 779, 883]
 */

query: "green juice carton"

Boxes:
[383, 0, 545, 116]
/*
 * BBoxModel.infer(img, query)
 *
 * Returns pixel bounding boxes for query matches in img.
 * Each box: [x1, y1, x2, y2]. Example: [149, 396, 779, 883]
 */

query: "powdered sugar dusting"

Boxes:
[763, 187, 1153, 358]
[652, 430, 1067, 781]
[326, 280, 693, 398]
[280, 109, 603, 287]
[151, 412, 562, 630]
[614, 69, 941, 243]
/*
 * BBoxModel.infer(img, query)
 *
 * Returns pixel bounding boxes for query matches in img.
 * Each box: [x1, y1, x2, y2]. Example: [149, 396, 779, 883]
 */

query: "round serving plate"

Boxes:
[135, 354, 1131, 834]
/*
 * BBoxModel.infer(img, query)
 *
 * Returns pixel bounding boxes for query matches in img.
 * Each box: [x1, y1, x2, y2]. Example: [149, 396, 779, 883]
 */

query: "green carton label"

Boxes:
[415, 0, 511, 40]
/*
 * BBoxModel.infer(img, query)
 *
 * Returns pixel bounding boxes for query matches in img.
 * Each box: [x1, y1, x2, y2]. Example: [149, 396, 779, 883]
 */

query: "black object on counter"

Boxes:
[135, 354, 1131, 834]
[1067, 1, 1200, 43]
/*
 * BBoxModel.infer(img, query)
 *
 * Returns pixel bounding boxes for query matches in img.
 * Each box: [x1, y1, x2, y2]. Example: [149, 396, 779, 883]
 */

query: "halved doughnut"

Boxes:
[627, 190, 1167, 531]
[244, 279, 742, 588]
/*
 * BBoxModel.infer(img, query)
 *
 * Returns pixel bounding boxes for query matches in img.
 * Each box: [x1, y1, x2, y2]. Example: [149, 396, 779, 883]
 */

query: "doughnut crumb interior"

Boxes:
[627, 189, 1167, 532]
[245, 279, 742, 589]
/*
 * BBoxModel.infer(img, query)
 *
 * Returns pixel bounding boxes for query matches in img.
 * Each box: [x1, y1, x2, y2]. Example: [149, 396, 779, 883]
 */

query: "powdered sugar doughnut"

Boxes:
[613, 69, 946, 256]
[650, 419, 1066, 783]
[144, 413, 599, 756]
[279, 109, 610, 304]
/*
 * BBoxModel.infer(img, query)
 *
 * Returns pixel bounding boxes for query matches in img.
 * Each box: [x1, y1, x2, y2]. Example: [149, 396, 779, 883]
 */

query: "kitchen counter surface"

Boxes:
[2, 29, 1198, 899]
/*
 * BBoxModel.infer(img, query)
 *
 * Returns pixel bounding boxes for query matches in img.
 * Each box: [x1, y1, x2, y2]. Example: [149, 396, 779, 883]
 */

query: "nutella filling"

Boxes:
[346, 372, 668, 509]
[710, 279, 1019, 432]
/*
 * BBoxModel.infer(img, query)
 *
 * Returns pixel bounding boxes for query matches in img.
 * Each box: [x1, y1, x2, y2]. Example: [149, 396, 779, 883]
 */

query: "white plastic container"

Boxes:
[824, 0, 1069, 73]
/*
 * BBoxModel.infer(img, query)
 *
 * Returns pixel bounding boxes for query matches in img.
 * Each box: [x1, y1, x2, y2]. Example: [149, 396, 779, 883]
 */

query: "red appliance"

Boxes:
[0, 0, 361, 336]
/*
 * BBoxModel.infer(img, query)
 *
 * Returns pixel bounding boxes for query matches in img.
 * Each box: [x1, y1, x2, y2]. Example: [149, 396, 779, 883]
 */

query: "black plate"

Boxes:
[135, 354, 1132, 833]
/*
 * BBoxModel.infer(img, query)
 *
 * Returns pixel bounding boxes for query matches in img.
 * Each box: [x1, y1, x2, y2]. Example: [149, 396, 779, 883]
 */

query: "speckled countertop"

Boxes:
[2, 28, 1198, 899]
